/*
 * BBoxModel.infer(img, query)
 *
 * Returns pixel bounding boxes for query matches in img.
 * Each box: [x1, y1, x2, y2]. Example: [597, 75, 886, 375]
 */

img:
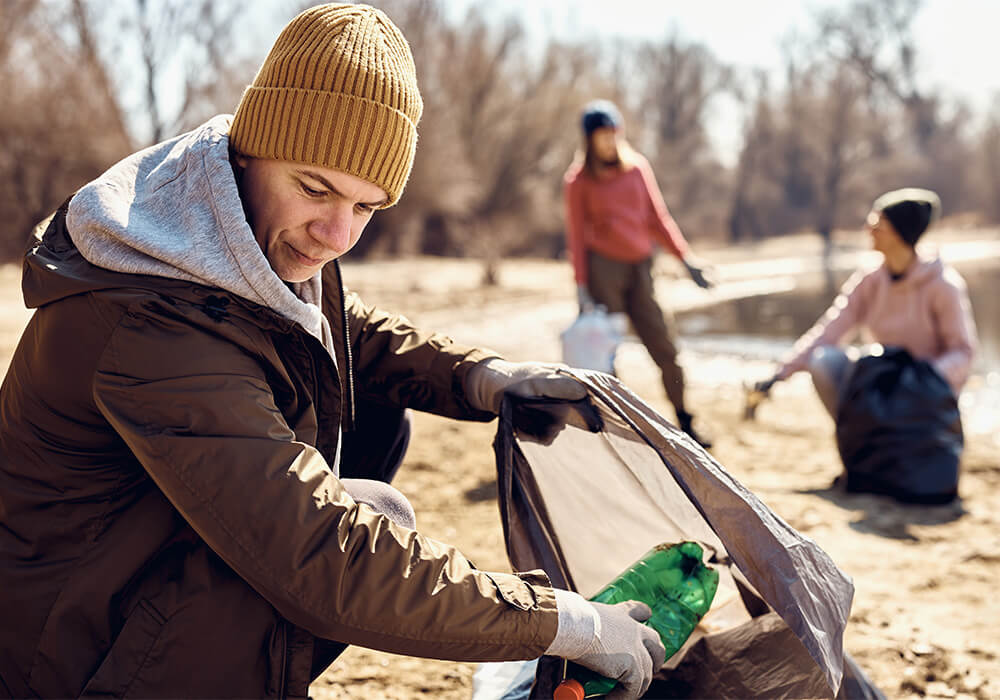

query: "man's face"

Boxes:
[234, 156, 388, 283]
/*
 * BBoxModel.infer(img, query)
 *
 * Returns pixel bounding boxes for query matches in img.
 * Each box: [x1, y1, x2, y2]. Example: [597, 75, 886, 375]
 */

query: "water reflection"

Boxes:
[679, 265, 999, 375]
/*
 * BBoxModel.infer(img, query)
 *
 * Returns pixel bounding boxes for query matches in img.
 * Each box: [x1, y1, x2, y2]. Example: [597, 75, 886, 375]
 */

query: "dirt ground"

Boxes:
[2, 230, 997, 699]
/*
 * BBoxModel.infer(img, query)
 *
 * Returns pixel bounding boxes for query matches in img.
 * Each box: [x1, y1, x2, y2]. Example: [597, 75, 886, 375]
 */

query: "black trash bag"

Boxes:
[835, 347, 963, 505]
[488, 370, 884, 699]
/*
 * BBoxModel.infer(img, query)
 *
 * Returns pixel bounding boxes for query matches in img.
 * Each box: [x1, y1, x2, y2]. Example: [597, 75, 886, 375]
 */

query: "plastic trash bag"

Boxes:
[560, 306, 627, 374]
[835, 347, 963, 504]
[478, 369, 884, 699]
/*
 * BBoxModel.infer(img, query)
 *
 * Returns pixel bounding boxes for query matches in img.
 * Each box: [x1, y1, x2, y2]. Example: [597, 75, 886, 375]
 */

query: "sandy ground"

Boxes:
[2, 230, 997, 699]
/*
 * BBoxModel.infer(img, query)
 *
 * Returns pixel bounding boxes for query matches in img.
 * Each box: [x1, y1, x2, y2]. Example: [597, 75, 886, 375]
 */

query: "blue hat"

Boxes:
[581, 100, 623, 136]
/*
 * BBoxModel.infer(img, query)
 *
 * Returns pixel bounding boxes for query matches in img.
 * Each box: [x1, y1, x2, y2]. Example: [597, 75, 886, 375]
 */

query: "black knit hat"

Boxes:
[873, 188, 941, 247]
[581, 100, 623, 136]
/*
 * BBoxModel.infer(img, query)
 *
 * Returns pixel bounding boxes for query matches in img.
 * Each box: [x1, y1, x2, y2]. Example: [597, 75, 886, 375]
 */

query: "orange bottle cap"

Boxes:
[553, 678, 585, 700]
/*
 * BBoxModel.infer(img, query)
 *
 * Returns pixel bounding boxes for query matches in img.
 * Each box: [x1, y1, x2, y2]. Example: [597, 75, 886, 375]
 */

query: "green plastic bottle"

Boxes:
[553, 541, 718, 700]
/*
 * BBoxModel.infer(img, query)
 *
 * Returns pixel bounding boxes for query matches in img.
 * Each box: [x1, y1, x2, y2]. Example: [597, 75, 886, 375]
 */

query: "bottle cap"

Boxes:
[553, 678, 585, 700]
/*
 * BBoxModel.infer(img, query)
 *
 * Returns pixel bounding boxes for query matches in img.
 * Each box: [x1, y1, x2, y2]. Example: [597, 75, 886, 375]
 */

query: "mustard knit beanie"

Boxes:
[230, 3, 422, 207]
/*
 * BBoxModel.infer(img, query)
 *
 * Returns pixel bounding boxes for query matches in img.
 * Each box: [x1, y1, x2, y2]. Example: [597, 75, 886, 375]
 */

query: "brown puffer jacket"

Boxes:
[0, 205, 558, 698]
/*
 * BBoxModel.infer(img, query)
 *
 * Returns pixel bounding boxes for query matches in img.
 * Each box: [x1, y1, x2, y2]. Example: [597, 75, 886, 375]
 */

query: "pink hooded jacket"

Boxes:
[777, 255, 978, 393]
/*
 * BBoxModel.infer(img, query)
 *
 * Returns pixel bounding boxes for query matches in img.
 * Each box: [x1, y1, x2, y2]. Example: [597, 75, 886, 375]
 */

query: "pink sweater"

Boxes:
[564, 154, 689, 285]
[777, 256, 978, 393]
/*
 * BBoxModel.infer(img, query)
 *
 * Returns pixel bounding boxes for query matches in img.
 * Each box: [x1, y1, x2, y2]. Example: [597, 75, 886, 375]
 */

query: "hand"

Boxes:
[682, 258, 715, 290]
[571, 601, 667, 700]
[743, 375, 779, 421]
[465, 358, 587, 414]
[753, 376, 779, 395]
[577, 284, 595, 312]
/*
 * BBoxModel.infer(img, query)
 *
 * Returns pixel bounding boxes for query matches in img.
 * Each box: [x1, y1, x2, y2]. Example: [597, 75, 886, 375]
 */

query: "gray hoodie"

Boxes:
[66, 114, 335, 356]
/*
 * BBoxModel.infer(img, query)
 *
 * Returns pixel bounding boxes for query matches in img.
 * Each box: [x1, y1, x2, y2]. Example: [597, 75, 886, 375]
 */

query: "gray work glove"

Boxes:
[465, 358, 587, 415]
[546, 591, 667, 699]
[682, 258, 715, 290]
[576, 601, 666, 699]
[577, 284, 596, 312]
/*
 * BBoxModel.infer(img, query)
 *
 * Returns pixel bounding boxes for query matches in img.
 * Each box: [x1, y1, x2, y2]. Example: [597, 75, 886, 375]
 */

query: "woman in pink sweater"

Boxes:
[758, 188, 978, 416]
[564, 100, 715, 447]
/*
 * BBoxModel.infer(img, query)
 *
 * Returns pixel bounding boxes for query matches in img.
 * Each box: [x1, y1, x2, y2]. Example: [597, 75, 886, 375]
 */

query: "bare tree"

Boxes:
[0, 0, 255, 258]
[0, 0, 42, 64]
[817, 0, 978, 217]
[443, 11, 594, 282]
[354, 0, 606, 281]
[69, 0, 132, 147]
[0, 0, 132, 259]
[976, 100, 1000, 223]
[819, 0, 937, 150]
[6, 0, 985, 263]
[631, 35, 733, 238]
[810, 67, 871, 248]
[117, 0, 249, 144]
[728, 72, 784, 242]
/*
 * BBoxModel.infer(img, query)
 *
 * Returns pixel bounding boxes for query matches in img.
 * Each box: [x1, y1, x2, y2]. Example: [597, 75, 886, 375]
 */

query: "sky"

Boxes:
[443, 0, 1000, 164]
[450, 0, 998, 106]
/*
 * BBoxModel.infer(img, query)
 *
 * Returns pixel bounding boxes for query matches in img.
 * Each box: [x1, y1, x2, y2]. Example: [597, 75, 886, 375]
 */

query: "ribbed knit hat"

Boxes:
[581, 100, 623, 136]
[230, 3, 422, 207]
[873, 188, 941, 247]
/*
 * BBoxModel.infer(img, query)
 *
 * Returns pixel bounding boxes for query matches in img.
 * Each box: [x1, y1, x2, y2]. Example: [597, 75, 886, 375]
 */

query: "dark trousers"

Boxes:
[586, 251, 687, 414]
[311, 399, 411, 679]
[338, 399, 411, 483]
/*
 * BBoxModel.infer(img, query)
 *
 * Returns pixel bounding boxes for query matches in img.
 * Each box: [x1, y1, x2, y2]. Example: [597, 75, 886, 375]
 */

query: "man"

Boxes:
[0, 5, 663, 698]
[565, 100, 715, 448]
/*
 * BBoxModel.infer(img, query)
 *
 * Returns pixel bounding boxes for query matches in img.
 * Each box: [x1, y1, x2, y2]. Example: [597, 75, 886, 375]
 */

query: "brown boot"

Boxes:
[677, 410, 713, 449]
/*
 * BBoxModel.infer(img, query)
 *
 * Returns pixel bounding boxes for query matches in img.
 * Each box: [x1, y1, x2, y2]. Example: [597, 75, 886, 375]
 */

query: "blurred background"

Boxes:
[2, 0, 999, 406]
[4, 0, 999, 256]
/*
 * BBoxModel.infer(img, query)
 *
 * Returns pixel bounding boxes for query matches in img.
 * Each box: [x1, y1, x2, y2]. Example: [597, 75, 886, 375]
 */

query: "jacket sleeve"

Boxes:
[91, 306, 557, 662]
[636, 156, 689, 260]
[339, 288, 500, 420]
[564, 171, 590, 285]
[930, 269, 978, 392]
[777, 269, 872, 379]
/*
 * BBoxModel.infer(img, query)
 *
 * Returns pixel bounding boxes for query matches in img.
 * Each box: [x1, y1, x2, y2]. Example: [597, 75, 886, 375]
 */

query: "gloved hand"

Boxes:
[577, 284, 596, 312]
[560, 599, 667, 700]
[753, 375, 779, 395]
[744, 374, 780, 420]
[682, 258, 715, 290]
[465, 358, 587, 415]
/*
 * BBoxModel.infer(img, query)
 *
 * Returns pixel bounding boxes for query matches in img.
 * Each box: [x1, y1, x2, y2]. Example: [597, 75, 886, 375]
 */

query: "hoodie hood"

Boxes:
[883, 253, 944, 289]
[65, 115, 333, 354]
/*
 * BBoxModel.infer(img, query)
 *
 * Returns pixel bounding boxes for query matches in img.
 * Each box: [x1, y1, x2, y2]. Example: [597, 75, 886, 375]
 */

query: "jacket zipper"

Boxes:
[277, 619, 288, 699]
[334, 259, 356, 431]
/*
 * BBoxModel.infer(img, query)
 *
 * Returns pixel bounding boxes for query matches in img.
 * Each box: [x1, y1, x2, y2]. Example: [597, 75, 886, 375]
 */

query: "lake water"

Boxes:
[679, 264, 999, 372]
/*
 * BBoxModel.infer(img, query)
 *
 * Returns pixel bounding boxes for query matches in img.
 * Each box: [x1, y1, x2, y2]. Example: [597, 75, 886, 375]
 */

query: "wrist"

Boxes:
[543, 589, 598, 658]
[465, 357, 506, 414]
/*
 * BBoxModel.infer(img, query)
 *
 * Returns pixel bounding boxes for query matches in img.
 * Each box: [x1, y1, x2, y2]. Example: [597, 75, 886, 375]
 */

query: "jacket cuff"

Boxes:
[543, 589, 598, 658]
